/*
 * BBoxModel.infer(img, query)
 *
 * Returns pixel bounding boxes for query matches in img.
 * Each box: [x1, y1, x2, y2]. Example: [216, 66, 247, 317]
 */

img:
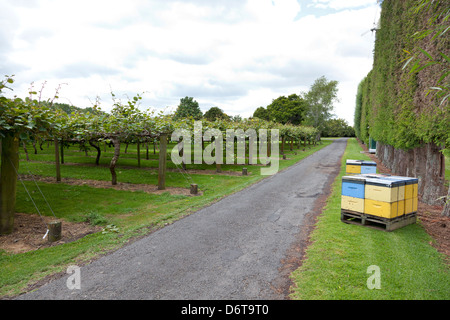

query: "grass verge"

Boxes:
[289, 138, 449, 300]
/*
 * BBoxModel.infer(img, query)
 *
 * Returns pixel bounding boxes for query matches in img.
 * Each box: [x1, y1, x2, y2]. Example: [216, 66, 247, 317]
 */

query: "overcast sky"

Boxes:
[1, 0, 380, 125]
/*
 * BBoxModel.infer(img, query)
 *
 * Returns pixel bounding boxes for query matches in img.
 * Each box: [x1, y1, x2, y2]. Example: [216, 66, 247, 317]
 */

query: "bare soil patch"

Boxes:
[0, 213, 101, 254]
[19, 174, 202, 196]
[32, 160, 252, 176]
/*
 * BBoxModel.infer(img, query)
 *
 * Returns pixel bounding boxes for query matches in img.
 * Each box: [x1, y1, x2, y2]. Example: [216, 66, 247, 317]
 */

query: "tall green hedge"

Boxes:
[355, 0, 449, 150]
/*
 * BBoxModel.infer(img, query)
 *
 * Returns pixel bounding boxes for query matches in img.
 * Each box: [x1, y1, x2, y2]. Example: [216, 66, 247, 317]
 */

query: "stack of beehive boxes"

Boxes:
[346, 160, 377, 175]
[364, 176, 405, 219]
[341, 171, 418, 231]
[383, 175, 418, 215]
[341, 175, 366, 213]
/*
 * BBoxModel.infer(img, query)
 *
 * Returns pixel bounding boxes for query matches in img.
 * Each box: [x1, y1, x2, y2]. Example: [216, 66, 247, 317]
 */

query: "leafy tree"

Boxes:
[266, 94, 306, 125]
[303, 76, 339, 134]
[0, 76, 62, 234]
[231, 115, 242, 122]
[252, 106, 270, 121]
[173, 96, 203, 120]
[52, 102, 106, 116]
[204, 106, 230, 121]
[322, 118, 355, 137]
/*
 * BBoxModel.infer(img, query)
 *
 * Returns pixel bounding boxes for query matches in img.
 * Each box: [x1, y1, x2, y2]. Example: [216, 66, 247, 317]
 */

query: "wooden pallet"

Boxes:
[341, 209, 416, 232]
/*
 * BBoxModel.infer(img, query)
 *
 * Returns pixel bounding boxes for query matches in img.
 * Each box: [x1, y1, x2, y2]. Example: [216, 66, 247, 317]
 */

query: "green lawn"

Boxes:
[289, 138, 449, 300]
[0, 139, 331, 297]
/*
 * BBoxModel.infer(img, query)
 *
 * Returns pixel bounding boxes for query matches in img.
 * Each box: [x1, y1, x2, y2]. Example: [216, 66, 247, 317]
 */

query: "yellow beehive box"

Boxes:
[413, 183, 418, 198]
[405, 198, 412, 214]
[346, 163, 361, 174]
[364, 178, 404, 203]
[405, 184, 413, 199]
[385, 176, 418, 199]
[399, 198, 405, 216]
[382, 176, 418, 214]
[341, 196, 364, 213]
[364, 199, 402, 219]
[405, 197, 418, 214]
[397, 184, 405, 200]
[346, 165, 361, 174]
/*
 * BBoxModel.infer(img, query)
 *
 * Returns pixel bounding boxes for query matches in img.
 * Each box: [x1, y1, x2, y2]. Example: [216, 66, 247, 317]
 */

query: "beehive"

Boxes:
[382, 176, 418, 214]
[346, 160, 377, 175]
[365, 177, 402, 202]
[341, 173, 417, 231]
[364, 199, 401, 219]
[364, 177, 405, 219]
[361, 174, 406, 202]
[346, 160, 362, 174]
[341, 175, 365, 215]
[341, 196, 365, 212]
[361, 161, 377, 174]
[342, 175, 366, 199]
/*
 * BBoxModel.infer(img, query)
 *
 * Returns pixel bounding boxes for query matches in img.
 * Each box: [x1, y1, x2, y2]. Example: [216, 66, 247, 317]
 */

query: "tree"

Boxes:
[204, 106, 229, 122]
[303, 76, 339, 134]
[0, 76, 59, 234]
[52, 102, 106, 116]
[173, 96, 203, 120]
[322, 118, 355, 137]
[266, 94, 306, 125]
[252, 106, 270, 121]
[231, 115, 242, 122]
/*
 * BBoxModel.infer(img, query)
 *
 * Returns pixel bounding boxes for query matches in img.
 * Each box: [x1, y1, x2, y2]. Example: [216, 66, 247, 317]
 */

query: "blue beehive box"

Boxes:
[342, 175, 366, 199]
[361, 161, 377, 174]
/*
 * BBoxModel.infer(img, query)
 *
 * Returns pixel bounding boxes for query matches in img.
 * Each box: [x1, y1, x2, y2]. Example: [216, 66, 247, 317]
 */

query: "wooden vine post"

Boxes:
[60, 138, 64, 164]
[110, 137, 120, 185]
[158, 134, 168, 190]
[47, 221, 62, 242]
[0, 132, 20, 234]
[137, 140, 141, 168]
[54, 137, 61, 182]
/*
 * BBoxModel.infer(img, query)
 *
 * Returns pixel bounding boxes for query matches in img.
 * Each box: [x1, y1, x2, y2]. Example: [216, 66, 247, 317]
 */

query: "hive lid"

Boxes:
[346, 159, 364, 165]
[382, 175, 418, 185]
[361, 160, 376, 166]
[364, 177, 404, 187]
[360, 173, 390, 179]
[342, 175, 366, 184]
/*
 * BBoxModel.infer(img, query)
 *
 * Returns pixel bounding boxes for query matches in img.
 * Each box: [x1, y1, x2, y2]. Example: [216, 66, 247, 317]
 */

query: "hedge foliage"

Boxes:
[354, 0, 449, 150]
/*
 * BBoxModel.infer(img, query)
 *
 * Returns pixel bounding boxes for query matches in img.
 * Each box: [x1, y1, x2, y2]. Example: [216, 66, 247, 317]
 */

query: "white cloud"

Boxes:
[0, 0, 379, 125]
[309, 0, 376, 10]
